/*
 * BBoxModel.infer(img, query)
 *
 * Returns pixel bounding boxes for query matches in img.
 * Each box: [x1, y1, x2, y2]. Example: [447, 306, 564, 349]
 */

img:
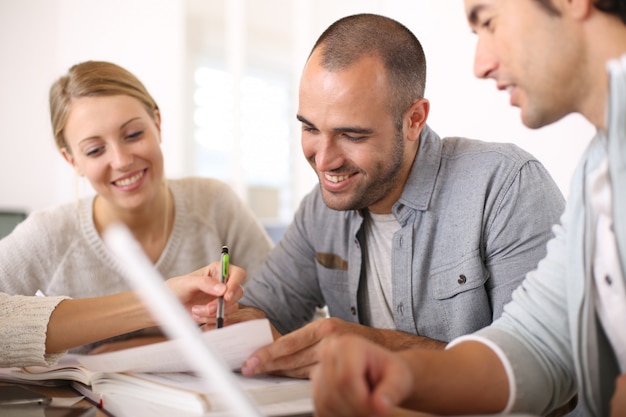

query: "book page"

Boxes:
[70, 367, 312, 415]
[115, 372, 313, 414]
[134, 371, 311, 397]
[0, 356, 97, 386]
[77, 319, 273, 373]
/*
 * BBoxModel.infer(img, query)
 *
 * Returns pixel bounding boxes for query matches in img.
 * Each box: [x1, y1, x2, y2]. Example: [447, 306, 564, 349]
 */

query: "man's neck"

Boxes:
[582, 13, 626, 129]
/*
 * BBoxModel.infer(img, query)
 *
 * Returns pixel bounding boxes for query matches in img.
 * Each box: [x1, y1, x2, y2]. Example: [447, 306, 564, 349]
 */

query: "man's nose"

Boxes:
[473, 35, 498, 80]
[313, 137, 341, 171]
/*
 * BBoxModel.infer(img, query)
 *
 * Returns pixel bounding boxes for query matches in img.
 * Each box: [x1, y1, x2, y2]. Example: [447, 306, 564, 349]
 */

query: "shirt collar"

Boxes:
[393, 123, 441, 218]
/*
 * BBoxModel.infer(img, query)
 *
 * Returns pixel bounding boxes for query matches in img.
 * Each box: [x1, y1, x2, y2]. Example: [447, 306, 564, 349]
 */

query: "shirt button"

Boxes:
[399, 236, 404, 247]
[606, 275, 613, 285]
[458, 274, 467, 284]
[350, 306, 357, 315]
[397, 303, 404, 315]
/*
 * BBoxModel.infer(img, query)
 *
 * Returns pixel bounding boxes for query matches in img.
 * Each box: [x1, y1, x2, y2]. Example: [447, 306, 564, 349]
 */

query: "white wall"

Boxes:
[0, 0, 594, 215]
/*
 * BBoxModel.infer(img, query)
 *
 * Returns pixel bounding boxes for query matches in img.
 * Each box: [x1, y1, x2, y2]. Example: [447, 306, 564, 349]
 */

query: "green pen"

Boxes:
[216, 246, 229, 329]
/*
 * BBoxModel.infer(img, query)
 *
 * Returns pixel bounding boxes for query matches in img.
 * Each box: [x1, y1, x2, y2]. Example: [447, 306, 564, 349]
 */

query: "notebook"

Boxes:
[103, 223, 312, 417]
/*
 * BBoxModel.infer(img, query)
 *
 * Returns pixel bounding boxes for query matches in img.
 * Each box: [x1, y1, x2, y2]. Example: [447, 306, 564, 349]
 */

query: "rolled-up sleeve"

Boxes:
[452, 210, 579, 415]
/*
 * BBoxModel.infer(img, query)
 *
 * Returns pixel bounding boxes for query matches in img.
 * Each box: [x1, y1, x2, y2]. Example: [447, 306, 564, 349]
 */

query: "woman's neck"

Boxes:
[93, 183, 174, 263]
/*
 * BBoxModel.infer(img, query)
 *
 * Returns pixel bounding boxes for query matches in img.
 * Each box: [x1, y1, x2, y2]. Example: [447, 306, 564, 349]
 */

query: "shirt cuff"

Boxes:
[446, 334, 515, 414]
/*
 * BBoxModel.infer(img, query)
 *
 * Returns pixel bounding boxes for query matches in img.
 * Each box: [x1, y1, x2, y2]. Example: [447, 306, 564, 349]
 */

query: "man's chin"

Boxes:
[320, 190, 364, 212]
[320, 192, 350, 212]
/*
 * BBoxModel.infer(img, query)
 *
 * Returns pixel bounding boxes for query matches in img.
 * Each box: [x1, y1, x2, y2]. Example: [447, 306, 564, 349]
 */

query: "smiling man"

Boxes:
[310, 1, 626, 417]
[237, 13, 564, 379]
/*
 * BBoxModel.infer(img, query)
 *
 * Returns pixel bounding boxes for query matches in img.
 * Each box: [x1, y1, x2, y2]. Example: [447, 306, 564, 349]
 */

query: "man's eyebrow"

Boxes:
[467, 4, 486, 26]
[296, 114, 314, 126]
[296, 114, 373, 135]
[333, 126, 374, 135]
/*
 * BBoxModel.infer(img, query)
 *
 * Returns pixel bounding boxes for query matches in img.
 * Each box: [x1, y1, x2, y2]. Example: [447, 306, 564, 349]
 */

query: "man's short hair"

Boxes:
[533, 0, 626, 24]
[310, 13, 426, 126]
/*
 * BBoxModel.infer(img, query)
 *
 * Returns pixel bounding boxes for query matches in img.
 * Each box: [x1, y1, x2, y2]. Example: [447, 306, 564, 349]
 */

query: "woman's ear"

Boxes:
[154, 109, 162, 133]
[60, 147, 83, 176]
[153, 109, 163, 143]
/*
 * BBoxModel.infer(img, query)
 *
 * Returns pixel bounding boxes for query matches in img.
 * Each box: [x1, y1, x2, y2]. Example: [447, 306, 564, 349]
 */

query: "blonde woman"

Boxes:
[0, 61, 272, 351]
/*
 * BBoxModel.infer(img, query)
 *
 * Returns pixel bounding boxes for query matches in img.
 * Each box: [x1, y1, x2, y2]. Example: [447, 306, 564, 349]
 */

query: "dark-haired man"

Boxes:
[238, 13, 564, 381]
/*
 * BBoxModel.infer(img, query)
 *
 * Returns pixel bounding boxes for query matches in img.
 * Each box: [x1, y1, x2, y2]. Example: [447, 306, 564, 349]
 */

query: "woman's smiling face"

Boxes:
[61, 94, 164, 212]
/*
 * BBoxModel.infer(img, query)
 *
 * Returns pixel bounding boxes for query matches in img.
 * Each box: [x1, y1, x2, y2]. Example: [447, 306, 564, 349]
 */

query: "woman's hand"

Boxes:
[165, 262, 246, 325]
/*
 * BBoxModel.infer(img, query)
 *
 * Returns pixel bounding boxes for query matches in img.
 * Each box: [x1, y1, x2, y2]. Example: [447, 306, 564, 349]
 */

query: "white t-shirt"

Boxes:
[589, 156, 626, 372]
[360, 211, 400, 330]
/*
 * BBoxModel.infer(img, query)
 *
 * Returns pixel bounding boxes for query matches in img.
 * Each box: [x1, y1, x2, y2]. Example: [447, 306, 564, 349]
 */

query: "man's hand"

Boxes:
[611, 373, 626, 416]
[240, 317, 444, 379]
[313, 337, 510, 417]
[311, 334, 413, 417]
[165, 262, 246, 325]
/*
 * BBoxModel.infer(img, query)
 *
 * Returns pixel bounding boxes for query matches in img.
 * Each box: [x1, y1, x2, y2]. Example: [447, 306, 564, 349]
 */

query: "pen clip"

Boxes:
[220, 246, 229, 283]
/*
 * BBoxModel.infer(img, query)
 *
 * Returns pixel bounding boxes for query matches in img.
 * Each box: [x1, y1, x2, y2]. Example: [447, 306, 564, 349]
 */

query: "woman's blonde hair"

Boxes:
[49, 61, 159, 152]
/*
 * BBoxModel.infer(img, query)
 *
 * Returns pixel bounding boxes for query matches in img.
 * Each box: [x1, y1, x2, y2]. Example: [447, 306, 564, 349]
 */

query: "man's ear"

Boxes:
[405, 98, 430, 143]
[60, 147, 82, 176]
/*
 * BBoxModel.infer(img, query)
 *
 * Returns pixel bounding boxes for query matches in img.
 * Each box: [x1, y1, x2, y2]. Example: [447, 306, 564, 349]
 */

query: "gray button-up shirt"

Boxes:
[242, 125, 565, 342]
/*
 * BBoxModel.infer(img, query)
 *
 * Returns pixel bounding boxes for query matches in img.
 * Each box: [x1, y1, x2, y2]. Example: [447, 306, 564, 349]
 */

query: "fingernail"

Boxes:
[213, 283, 226, 293]
[191, 306, 205, 315]
[241, 357, 259, 376]
[379, 395, 393, 413]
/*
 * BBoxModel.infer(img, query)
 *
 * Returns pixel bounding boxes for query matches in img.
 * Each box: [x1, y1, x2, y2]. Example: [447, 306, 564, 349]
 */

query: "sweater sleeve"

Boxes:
[470, 214, 578, 415]
[0, 293, 70, 368]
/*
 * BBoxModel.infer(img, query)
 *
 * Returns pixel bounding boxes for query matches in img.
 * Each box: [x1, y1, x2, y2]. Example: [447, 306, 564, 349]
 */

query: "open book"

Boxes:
[0, 319, 312, 416]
